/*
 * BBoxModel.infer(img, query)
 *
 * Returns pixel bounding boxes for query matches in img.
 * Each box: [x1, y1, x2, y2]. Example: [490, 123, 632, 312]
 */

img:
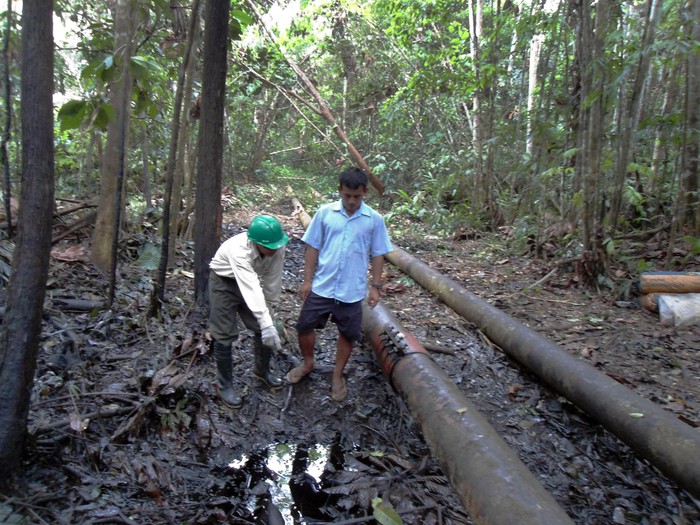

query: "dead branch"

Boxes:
[52, 210, 97, 244]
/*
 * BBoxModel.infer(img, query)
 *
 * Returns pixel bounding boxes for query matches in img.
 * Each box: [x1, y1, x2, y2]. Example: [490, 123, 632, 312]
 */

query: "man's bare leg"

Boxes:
[331, 334, 352, 401]
[287, 331, 316, 383]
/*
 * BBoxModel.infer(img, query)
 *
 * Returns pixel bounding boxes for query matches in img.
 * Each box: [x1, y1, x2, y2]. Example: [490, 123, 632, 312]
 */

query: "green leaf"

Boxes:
[372, 497, 403, 525]
[130, 55, 162, 80]
[57, 100, 87, 131]
[136, 243, 161, 270]
[231, 9, 253, 27]
[91, 103, 115, 131]
[82, 55, 116, 84]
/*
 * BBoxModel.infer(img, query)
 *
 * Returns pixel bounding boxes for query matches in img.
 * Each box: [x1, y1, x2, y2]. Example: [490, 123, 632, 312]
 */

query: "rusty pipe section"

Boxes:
[387, 246, 700, 499]
[362, 303, 575, 525]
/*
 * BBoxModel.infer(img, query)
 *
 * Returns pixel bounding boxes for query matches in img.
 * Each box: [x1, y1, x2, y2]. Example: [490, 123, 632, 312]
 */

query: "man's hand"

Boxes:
[261, 325, 282, 351]
[368, 286, 381, 309]
[299, 282, 312, 301]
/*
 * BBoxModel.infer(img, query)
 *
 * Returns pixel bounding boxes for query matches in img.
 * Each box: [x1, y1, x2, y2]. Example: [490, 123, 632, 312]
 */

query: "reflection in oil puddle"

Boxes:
[223, 435, 344, 523]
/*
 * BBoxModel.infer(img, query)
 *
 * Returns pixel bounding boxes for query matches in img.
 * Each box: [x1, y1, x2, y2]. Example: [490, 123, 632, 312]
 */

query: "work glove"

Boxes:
[261, 325, 283, 351]
[273, 317, 289, 343]
[268, 306, 288, 343]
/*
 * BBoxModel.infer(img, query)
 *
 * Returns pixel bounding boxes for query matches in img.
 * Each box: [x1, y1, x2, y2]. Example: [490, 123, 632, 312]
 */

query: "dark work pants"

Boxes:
[208, 271, 260, 346]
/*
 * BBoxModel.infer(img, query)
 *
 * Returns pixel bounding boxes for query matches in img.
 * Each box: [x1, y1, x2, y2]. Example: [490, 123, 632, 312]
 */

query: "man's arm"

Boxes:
[367, 254, 385, 308]
[300, 245, 319, 301]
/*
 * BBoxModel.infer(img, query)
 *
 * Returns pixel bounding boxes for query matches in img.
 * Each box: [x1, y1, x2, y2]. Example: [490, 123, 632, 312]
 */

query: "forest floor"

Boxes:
[1, 193, 699, 525]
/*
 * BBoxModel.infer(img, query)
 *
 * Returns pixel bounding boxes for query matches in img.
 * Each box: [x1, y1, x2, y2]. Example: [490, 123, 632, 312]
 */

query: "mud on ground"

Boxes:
[2, 196, 699, 524]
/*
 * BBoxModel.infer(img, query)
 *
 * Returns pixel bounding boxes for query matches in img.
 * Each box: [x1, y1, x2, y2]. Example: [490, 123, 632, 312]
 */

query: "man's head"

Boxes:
[338, 167, 369, 215]
[339, 167, 369, 189]
[247, 215, 289, 254]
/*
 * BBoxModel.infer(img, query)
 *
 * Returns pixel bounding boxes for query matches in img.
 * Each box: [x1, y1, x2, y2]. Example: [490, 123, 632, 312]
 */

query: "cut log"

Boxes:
[639, 293, 659, 312]
[639, 271, 700, 294]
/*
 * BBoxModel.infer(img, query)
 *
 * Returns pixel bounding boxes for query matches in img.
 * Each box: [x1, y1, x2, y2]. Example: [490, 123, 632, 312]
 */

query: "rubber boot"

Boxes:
[213, 341, 242, 408]
[253, 337, 283, 389]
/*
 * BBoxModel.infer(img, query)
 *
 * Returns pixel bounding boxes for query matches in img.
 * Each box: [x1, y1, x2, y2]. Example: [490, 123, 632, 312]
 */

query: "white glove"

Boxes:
[261, 325, 282, 351]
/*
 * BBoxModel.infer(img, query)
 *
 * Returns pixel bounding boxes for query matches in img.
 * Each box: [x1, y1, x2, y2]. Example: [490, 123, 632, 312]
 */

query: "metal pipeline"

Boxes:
[386, 246, 700, 499]
[362, 303, 575, 525]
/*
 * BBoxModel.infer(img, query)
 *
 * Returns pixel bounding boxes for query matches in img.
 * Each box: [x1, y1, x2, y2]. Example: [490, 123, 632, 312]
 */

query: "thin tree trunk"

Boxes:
[608, 0, 661, 231]
[168, 54, 197, 263]
[141, 126, 152, 210]
[152, 0, 201, 315]
[1, 0, 14, 239]
[526, 34, 544, 158]
[467, 0, 484, 211]
[0, 0, 54, 474]
[193, 0, 230, 306]
[90, 0, 137, 277]
[247, 89, 281, 180]
[168, 0, 200, 269]
[684, 0, 700, 233]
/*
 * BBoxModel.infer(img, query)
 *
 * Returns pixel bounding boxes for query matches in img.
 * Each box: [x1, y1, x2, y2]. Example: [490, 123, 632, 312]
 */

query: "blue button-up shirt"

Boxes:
[303, 200, 393, 303]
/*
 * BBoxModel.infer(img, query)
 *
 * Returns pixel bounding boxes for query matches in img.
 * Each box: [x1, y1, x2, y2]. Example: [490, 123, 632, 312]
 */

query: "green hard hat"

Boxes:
[247, 215, 289, 249]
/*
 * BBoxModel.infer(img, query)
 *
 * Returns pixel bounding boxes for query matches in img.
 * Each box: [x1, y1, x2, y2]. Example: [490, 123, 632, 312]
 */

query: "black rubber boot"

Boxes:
[253, 337, 283, 389]
[213, 341, 242, 408]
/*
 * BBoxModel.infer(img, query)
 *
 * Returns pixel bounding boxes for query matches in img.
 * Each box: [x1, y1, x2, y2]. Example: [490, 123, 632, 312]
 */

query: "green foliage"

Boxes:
[681, 236, 700, 265]
[371, 497, 403, 525]
[57, 98, 115, 132]
[53, 131, 83, 180]
[136, 243, 161, 271]
[231, 8, 254, 40]
[160, 398, 192, 433]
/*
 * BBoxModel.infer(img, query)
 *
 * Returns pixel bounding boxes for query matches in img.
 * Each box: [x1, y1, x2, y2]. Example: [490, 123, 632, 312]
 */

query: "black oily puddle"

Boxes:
[210, 438, 346, 524]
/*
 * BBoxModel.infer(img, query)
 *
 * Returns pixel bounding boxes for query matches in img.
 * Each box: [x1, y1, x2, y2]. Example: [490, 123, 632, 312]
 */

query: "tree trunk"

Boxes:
[467, 0, 484, 211]
[684, 0, 700, 233]
[575, 0, 610, 283]
[152, 0, 202, 316]
[0, 0, 54, 474]
[332, 6, 358, 129]
[140, 126, 152, 210]
[608, 0, 661, 231]
[525, 34, 544, 158]
[90, 0, 137, 275]
[247, 89, 281, 180]
[168, 44, 199, 265]
[194, 0, 230, 307]
[1, 0, 14, 240]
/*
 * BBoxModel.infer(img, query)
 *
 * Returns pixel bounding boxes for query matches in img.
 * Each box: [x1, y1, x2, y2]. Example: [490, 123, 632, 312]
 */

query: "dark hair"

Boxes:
[339, 167, 368, 189]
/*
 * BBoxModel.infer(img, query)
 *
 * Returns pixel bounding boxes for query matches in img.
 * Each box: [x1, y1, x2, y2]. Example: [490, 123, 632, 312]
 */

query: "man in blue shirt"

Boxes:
[287, 167, 393, 401]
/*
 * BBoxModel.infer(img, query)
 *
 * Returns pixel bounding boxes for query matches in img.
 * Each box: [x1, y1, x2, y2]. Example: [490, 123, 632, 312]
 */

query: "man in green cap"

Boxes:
[208, 215, 290, 408]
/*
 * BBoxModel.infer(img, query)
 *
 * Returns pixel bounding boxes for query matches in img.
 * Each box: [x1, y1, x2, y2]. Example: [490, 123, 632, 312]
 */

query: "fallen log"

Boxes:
[639, 271, 700, 294]
[639, 293, 659, 312]
[386, 246, 700, 499]
[362, 304, 575, 525]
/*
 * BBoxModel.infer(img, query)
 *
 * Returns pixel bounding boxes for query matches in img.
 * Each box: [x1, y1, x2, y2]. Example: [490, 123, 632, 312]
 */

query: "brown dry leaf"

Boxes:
[133, 457, 166, 505]
[69, 412, 90, 432]
[51, 244, 88, 262]
[507, 383, 523, 400]
[384, 281, 406, 295]
[148, 362, 179, 396]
